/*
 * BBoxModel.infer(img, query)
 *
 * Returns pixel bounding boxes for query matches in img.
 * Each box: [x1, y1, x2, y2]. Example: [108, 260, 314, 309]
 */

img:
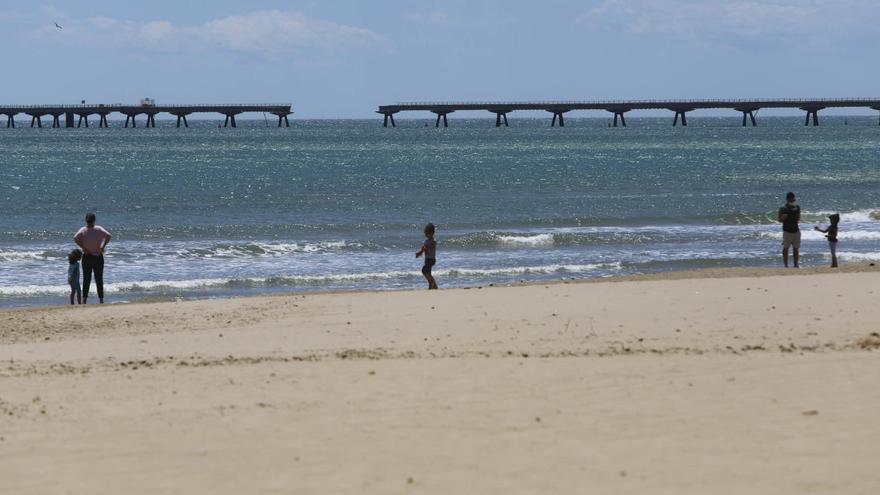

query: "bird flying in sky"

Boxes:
[54, 22, 63, 30]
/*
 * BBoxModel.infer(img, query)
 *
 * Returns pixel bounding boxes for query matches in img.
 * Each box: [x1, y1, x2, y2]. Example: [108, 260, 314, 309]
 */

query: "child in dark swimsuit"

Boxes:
[415, 223, 438, 290]
[814, 213, 840, 268]
[68, 249, 83, 305]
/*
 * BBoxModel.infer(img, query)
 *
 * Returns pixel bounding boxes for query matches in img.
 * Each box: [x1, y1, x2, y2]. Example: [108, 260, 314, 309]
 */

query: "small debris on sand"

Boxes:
[857, 333, 880, 349]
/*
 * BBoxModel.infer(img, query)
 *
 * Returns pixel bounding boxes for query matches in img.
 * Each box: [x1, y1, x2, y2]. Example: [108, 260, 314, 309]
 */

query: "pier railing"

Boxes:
[0, 102, 294, 128]
[0, 103, 291, 110]
[377, 97, 880, 128]
[391, 98, 880, 106]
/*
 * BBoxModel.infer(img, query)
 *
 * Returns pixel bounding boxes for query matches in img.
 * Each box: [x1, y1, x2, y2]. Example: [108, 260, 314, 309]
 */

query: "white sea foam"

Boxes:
[0, 262, 623, 297]
[1, 240, 358, 264]
[836, 252, 880, 261]
[253, 241, 351, 254]
[496, 233, 555, 247]
[811, 209, 880, 223]
[0, 284, 66, 296]
[760, 229, 880, 241]
[443, 262, 621, 277]
[0, 250, 59, 262]
[171, 240, 357, 258]
[835, 231, 880, 241]
[0, 278, 232, 296]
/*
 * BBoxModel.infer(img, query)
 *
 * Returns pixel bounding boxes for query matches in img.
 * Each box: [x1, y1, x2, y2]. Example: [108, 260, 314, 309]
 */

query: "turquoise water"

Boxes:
[2, 116, 879, 307]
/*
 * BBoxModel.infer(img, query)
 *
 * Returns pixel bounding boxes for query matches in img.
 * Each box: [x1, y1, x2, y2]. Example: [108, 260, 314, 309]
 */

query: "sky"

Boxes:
[2, 0, 880, 118]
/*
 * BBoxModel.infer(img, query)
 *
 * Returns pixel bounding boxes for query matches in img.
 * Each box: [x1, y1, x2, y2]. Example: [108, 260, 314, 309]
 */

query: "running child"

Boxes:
[415, 223, 438, 290]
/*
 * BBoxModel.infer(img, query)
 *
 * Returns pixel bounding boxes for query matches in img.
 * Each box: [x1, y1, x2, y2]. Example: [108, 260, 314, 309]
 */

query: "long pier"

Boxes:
[0, 103, 293, 128]
[377, 98, 880, 127]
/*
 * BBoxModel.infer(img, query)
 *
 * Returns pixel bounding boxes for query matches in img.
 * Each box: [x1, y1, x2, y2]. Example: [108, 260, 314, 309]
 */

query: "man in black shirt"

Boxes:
[778, 192, 801, 268]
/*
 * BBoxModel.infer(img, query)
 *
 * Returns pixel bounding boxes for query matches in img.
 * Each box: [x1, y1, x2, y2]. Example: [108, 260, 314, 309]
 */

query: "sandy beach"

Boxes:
[2, 266, 879, 494]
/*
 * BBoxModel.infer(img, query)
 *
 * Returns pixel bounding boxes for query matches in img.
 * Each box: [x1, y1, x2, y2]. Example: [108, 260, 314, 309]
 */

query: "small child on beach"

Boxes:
[415, 223, 438, 290]
[68, 249, 83, 305]
[814, 213, 840, 268]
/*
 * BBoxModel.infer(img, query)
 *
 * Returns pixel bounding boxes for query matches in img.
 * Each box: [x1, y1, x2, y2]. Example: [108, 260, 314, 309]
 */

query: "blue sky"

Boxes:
[2, 1, 879, 118]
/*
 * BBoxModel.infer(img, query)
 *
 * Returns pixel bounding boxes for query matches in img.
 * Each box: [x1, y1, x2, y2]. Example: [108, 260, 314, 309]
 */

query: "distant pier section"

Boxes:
[377, 98, 880, 127]
[0, 99, 293, 128]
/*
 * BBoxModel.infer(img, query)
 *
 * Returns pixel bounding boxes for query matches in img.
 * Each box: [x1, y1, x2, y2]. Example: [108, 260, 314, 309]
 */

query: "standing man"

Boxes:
[74, 212, 112, 304]
[778, 192, 801, 268]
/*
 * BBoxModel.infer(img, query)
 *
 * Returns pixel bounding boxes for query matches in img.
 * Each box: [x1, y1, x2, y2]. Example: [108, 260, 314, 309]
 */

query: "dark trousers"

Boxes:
[82, 254, 104, 300]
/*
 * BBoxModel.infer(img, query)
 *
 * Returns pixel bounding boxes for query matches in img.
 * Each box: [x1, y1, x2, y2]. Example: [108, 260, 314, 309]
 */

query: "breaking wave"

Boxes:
[0, 262, 622, 297]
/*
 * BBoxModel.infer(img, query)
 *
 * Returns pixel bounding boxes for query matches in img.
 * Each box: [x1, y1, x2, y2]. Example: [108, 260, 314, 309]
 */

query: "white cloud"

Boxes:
[578, 0, 880, 38]
[32, 10, 389, 53]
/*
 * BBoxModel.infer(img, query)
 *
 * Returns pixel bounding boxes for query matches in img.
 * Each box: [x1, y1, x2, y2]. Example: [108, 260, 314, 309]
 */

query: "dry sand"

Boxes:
[1, 266, 879, 494]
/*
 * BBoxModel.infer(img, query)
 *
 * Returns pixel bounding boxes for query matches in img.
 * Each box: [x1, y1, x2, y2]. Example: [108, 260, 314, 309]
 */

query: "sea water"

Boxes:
[2, 116, 879, 307]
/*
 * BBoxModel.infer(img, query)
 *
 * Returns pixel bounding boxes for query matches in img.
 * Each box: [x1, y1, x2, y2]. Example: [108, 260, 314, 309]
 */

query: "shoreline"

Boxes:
[3, 262, 878, 316]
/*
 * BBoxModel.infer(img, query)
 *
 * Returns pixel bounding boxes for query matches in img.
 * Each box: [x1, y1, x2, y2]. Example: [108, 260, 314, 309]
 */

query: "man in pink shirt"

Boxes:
[74, 212, 112, 304]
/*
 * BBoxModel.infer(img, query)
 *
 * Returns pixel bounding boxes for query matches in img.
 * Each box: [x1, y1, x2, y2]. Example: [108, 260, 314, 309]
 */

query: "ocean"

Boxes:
[2, 116, 879, 308]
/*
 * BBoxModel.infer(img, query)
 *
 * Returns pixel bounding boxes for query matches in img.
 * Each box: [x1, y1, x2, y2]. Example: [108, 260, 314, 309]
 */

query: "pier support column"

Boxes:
[30, 115, 43, 128]
[124, 114, 137, 128]
[65, 112, 74, 128]
[382, 113, 396, 128]
[493, 112, 509, 127]
[145, 114, 157, 128]
[52, 114, 61, 128]
[175, 114, 189, 128]
[77, 114, 89, 128]
[803, 109, 820, 126]
[98, 114, 109, 128]
[611, 111, 628, 127]
[672, 111, 688, 127]
[6, 115, 14, 128]
[223, 114, 238, 128]
[550, 111, 567, 127]
[433, 112, 449, 128]
[739, 110, 757, 127]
